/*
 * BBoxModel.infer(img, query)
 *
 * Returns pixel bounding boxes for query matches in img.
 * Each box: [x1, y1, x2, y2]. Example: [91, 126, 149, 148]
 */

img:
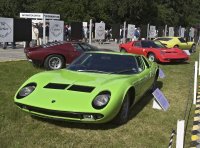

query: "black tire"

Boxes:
[112, 93, 130, 125]
[44, 55, 65, 70]
[147, 53, 156, 62]
[173, 45, 179, 48]
[120, 48, 127, 53]
[189, 44, 196, 53]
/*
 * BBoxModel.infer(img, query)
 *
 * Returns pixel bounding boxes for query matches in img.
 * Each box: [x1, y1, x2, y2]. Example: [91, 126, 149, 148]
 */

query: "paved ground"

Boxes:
[0, 41, 120, 62]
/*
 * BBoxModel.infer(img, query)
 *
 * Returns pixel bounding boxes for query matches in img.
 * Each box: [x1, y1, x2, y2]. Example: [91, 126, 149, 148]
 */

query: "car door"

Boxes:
[134, 56, 152, 102]
[177, 37, 188, 49]
[130, 41, 144, 55]
[66, 43, 83, 63]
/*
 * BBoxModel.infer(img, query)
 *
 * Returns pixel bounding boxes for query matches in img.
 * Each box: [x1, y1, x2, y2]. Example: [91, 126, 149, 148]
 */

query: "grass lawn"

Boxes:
[0, 47, 199, 148]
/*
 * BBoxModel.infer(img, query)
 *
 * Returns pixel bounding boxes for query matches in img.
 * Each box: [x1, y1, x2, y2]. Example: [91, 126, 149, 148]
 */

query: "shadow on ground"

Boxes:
[32, 81, 163, 130]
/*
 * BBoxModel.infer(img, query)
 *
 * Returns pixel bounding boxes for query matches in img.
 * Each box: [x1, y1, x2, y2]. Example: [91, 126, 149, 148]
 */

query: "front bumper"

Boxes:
[15, 102, 108, 123]
[158, 55, 189, 63]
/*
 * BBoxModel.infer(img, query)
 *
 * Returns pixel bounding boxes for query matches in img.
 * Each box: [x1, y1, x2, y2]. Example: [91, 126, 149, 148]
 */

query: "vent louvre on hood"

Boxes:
[68, 85, 95, 93]
[44, 83, 69, 89]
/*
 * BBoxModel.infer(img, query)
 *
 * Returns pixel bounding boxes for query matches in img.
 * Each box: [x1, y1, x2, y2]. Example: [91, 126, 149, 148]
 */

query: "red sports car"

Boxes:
[119, 40, 189, 63]
[25, 41, 110, 70]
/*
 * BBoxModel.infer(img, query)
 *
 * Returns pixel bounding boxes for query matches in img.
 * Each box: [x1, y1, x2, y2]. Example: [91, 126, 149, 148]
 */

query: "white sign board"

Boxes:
[189, 27, 195, 37]
[159, 68, 165, 78]
[180, 28, 185, 37]
[49, 20, 64, 41]
[149, 25, 156, 38]
[168, 27, 174, 37]
[127, 24, 135, 38]
[20, 13, 60, 20]
[95, 23, 105, 40]
[152, 88, 170, 111]
[0, 18, 13, 42]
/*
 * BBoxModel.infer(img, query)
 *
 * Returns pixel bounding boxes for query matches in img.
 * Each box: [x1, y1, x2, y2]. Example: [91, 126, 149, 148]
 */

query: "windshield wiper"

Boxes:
[77, 69, 110, 74]
[111, 68, 138, 74]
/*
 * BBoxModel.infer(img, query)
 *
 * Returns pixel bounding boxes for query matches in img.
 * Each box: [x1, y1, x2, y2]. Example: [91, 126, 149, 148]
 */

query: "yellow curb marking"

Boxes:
[192, 135, 200, 141]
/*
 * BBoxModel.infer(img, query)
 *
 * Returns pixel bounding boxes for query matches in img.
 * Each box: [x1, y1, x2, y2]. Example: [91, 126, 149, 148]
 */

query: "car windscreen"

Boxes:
[67, 53, 139, 74]
[141, 41, 165, 48]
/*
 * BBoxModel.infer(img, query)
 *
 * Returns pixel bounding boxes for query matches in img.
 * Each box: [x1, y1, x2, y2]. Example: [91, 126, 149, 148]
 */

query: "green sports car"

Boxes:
[14, 52, 159, 124]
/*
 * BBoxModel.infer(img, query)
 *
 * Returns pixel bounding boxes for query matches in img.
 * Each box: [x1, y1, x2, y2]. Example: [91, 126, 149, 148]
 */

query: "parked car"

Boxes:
[119, 40, 189, 63]
[14, 51, 159, 125]
[154, 37, 196, 52]
[24, 41, 111, 70]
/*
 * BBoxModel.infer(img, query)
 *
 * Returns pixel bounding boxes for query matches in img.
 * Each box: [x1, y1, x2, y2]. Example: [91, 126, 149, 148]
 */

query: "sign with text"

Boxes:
[180, 28, 185, 37]
[127, 24, 135, 38]
[0, 18, 13, 42]
[95, 23, 105, 40]
[168, 27, 174, 37]
[20, 13, 60, 20]
[159, 68, 165, 78]
[49, 20, 64, 41]
[152, 88, 169, 111]
[149, 25, 156, 38]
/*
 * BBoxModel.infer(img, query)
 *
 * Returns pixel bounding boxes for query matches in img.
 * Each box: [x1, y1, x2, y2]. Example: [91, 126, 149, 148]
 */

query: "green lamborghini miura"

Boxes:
[14, 51, 159, 124]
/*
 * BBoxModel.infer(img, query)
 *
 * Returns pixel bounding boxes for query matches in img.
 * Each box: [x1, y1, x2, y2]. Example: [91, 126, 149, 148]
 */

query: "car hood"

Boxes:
[15, 69, 135, 112]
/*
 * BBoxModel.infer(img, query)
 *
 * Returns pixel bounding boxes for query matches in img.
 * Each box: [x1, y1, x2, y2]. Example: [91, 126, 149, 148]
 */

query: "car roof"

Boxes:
[84, 51, 141, 57]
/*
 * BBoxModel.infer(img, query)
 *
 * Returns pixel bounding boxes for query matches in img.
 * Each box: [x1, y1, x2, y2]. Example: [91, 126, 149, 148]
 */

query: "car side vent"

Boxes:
[68, 85, 95, 93]
[44, 83, 69, 89]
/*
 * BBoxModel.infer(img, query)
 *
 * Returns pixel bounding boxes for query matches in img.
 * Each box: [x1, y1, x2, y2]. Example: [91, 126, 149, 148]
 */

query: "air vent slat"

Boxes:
[44, 83, 69, 89]
[68, 85, 95, 93]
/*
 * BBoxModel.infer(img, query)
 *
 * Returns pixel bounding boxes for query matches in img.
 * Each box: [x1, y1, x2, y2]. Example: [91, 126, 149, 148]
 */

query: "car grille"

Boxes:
[15, 103, 102, 119]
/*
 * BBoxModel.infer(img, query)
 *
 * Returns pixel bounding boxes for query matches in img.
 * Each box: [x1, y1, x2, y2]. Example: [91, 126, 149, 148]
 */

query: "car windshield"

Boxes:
[79, 43, 99, 51]
[67, 53, 139, 74]
[141, 41, 166, 48]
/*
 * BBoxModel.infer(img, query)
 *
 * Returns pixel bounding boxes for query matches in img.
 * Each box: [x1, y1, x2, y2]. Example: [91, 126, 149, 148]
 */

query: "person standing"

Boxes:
[38, 23, 43, 45]
[45, 23, 49, 43]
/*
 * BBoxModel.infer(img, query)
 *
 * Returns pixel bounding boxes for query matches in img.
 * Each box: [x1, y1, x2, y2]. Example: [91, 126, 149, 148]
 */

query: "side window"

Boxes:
[178, 38, 186, 43]
[71, 43, 84, 52]
[142, 56, 150, 68]
[135, 56, 145, 72]
[134, 42, 141, 47]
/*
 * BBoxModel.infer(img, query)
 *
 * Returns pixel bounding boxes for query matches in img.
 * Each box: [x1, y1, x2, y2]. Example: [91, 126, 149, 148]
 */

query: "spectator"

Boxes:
[32, 24, 39, 46]
[45, 23, 49, 43]
[38, 23, 43, 45]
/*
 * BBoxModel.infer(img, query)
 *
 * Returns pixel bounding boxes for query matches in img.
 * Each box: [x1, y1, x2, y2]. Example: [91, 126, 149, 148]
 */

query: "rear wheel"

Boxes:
[147, 53, 156, 62]
[44, 54, 65, 70]
[112, 93, 130, 125]
[173, 45, 179, 48]
[190, 44, 196, 53]
[120, 48, 127, 53]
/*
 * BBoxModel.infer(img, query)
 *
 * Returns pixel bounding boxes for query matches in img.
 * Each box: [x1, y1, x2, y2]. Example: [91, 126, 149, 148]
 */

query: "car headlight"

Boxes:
[16, 83, 37, 99]
[92, 91, 111, 109]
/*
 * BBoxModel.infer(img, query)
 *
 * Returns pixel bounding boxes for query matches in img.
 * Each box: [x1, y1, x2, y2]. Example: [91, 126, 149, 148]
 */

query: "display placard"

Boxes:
[168, 27, 174, 37]
[152, 88, 169, 111]
[0, 18, 13, 42]
[159, 68, 165, 78]
[180, 28, 185, 37]
[149, 25, 156, 38]
[49, 20, 64, 41]
[95, 23, 105, 40]
[127, 24, 135, 39]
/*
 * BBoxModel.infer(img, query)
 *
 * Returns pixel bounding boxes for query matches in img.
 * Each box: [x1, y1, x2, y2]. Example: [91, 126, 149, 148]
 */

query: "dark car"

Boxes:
[25, 41, 110, 70]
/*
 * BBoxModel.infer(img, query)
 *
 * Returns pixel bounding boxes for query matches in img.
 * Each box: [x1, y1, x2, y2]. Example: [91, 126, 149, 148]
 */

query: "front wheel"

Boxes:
[189, 44, 196, 53]
[44, 55, 65, 70]
[147, 53, 156, 62]
[112, 93, 130, 125]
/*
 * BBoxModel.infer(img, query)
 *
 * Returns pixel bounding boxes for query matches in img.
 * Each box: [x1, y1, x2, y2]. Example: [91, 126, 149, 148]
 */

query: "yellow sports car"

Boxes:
[155, 37, 196, 52]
